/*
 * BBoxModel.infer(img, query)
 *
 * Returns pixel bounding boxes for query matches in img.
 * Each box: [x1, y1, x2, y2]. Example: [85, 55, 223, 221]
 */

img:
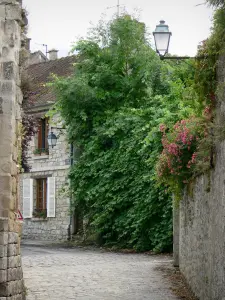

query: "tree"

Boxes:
[53, 14, 176, 252]
[206, 0, 225, 7]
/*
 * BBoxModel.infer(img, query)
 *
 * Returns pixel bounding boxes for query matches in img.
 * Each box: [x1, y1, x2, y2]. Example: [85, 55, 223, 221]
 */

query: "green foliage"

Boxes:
[156, 7, 225, 200]
[53, 14, 174, 252]
[157, 117, 210, 200]
[206, 0, 225, 7]
[52, 10, 224, 251]
[195, 8, 225, 107]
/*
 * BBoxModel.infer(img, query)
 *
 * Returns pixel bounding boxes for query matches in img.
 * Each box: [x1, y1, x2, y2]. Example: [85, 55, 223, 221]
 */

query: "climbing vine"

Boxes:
[21, 76, 39, 173]
[53, 15, 174, 252]
[157, 6, 225, 199]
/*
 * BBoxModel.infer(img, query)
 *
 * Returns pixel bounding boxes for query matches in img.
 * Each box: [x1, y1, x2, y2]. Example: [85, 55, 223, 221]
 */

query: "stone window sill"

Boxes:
[33, 155, 49, 160]
[31, 218, 48, 222]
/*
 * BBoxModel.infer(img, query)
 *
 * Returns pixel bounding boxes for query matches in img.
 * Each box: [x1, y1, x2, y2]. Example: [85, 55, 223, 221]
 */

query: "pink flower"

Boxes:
[159, 124, 166, 133]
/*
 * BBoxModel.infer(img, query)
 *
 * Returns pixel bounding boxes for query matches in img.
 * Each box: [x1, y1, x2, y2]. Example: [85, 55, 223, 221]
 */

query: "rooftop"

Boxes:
[25, 55, 76, 111]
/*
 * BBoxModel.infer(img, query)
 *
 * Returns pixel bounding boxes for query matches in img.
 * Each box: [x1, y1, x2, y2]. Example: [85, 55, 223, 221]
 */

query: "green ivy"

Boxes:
[51, 13, 216, 252]
[156, 6, 225, 200]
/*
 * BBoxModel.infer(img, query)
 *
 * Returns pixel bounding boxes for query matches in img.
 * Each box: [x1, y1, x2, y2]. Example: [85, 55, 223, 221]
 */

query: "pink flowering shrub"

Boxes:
[157, 116, 210, 197]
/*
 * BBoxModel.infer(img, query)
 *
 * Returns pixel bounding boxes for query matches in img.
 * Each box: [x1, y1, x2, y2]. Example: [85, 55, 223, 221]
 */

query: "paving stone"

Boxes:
[22, 245, 178, 300]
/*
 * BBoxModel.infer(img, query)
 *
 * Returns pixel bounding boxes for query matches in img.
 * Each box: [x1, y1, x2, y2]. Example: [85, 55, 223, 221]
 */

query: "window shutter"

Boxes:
[23, 179, 33, 218]
[47, 177, 56, 217]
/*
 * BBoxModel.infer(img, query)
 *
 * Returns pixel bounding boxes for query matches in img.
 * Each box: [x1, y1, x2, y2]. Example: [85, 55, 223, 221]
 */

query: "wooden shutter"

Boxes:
[23, 179, 33, 218]
[47, 177, 56, 217]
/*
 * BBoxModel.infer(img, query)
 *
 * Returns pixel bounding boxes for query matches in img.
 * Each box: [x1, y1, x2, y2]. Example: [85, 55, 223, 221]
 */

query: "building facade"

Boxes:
[20, 50, 75, 241]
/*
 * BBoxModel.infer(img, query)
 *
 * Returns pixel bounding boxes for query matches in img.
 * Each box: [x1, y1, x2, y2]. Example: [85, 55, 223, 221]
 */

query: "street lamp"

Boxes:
[153, 20, 205, 60]
[47, 131, 57, 148]
[153, 20, 172, 58]
[47, 127, 65, 148]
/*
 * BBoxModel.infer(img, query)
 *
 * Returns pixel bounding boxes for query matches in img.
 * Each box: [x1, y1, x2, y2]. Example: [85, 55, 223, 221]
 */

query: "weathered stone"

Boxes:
[7, 243, 19, 256]
[8, 232, 18, 244]
[0, 0, 25, 297]
[0, 270, 7, 283]
[7, 256, 21, 268]
[177, 55, 225, 300]
[0, 81, 13, 95]
[7, 267, 23, 281]
[0, 257, 7, 270]
[0, 218, 8, 232]
[5, 4, 21, 22]
[0, 176, 12, 196]
[0, 233, 8, 245]
[2, 62, 15, 80]
[0, 5, 6, 20]
[0, 280, 24, 297]
[0, 245, 7, 258]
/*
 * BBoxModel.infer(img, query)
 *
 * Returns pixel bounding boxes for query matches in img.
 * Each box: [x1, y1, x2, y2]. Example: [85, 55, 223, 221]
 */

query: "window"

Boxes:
[23, 177, 56, 219]
[36, 178, 47, 211]
[37, 118, 48, 151]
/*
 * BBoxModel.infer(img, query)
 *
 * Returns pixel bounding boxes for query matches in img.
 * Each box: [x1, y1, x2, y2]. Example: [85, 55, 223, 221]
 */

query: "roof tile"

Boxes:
[26, 55, 75, 109]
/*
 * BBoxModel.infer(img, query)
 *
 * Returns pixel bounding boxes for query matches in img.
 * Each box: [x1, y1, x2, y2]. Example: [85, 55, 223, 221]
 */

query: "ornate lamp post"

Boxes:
[153, 20, 205, 60]
[153, 20, 172, 57]
[47, 131, 57, 148]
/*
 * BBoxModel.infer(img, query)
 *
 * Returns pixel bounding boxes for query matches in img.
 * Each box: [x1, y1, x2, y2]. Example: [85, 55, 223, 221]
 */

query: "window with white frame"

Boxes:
[23, 177, 56, 219]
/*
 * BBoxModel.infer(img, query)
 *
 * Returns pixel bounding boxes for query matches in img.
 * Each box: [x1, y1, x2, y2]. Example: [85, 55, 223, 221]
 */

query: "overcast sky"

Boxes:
[23, 0, 214, 58]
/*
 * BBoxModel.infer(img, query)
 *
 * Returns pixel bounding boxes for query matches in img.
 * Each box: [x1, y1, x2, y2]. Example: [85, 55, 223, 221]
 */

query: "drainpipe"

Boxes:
[67, 143, 74, 241]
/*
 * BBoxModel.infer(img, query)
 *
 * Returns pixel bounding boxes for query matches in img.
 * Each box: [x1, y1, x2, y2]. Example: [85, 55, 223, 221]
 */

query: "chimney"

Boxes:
[48, 49, 58, 60]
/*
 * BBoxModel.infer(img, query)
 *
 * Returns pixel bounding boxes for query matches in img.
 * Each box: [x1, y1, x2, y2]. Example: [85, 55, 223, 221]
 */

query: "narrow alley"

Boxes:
[22, 244, 178, 300]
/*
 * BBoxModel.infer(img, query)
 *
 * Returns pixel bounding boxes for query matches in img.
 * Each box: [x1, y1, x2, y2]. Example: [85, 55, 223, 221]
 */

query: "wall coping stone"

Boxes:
[26, 165, 70, 173]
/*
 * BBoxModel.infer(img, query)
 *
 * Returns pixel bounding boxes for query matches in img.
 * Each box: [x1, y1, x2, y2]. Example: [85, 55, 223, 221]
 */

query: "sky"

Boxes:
[23, 0, 214, 58]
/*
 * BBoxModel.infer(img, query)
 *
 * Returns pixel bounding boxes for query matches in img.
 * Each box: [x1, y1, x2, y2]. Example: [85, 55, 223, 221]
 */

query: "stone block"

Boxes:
[7, 243, 18, 256]
[0, 245, 7, 258]
[0, 5, 6, 20]
[8, 232, 18, 244]
[8, 220, 22, 233]
[0, 81, 13, 95]
[0, 280, 24, 297]
[0, 160, 12, 173]
[7, 267, 23, 281]
[0, 218, 8, 232]
[0, 176, 12, 196]
[0, 232, 8, 245]
[5, 3, 22, 22]
[0, 270, 7, 283]
[0, 0, 17, 4]
[9, 195, 16, 211]
[2, 62, 15, 80]
[0, 209, 9, 219]
[0, 257, 7, 270]
[7, 256, 21, 268]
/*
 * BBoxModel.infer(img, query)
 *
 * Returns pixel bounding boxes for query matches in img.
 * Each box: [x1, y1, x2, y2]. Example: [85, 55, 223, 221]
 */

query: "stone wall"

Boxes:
[21, 169, 70, 241]
[20, 119, 71, 241]
[176, 56, 225, 300]
[0, 0, 26, 298]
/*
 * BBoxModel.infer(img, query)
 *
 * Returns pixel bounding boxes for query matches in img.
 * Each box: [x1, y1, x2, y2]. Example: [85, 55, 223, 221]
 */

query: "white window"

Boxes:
[23, 177, 56, 218]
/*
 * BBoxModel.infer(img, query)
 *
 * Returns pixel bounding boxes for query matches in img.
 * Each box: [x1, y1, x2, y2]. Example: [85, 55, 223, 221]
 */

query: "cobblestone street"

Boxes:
[21, 243, 178, 300]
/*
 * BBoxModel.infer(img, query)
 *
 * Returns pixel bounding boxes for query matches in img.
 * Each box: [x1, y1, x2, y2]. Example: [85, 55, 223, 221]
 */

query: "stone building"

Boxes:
[0, 0, 26, 298]
[20, 49, 76, 241]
